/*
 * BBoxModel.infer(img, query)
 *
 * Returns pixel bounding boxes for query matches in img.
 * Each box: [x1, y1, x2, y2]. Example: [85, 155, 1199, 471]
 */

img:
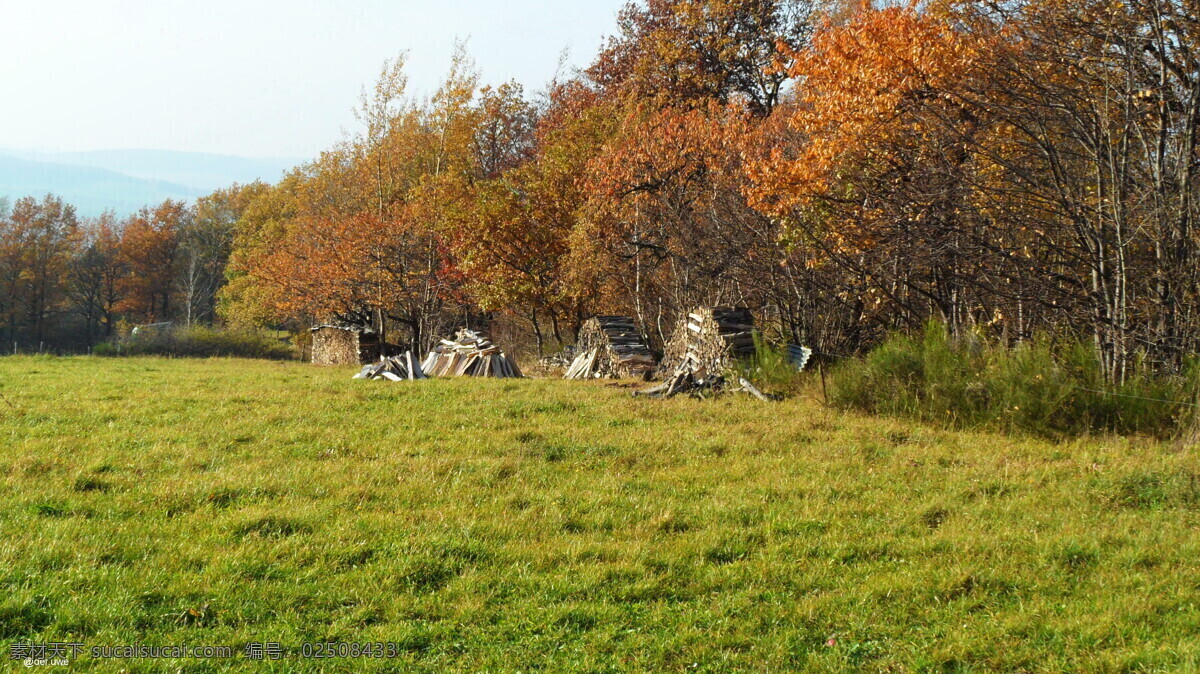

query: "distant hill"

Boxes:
[0, 154, 203, 217]
[0, 149, 302, 217]
[30, 149, 300, 193]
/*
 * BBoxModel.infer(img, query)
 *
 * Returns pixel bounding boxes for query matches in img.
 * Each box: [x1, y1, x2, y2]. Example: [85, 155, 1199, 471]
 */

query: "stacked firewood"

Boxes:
[657, 307, 756, 377]
[352, 352, 426, 381]
[421, 329, 523, 378]
[565, 316, 658, 380]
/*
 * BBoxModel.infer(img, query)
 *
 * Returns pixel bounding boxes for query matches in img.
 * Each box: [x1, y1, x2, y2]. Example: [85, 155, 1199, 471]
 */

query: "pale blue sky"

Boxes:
[1, 0, 626, 159]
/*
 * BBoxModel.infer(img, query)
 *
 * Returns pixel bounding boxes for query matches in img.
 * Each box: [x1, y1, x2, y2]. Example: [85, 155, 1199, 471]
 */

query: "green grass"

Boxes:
[0, 356, 1198, 672]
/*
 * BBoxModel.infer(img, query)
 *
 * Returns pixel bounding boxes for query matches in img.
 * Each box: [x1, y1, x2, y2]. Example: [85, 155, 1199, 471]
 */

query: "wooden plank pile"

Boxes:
[656, 307, 757, 378]
[352, 351, 426, 381]
[565, 316, 658, 380]
[421, 329, 523, 378]
[633, 368, 723, 398]
[633, 368, 772, 400]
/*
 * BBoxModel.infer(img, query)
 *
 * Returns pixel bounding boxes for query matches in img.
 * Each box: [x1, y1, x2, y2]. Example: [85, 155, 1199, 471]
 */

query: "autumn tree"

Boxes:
[445, 71, 627, 353]
[589, 0, 816, 115]
[747, 0, 1200, 377]
[0, 195, 92, 347]
[0, 205, 25, 344]
[451, 145, 583, 353]
[473, 81, 537, 179]
[222, 159, 377, 331]
[222, 49, 481, 351]
[944, 0, 1200, 376]
[4, 195, 80, 343]
[66, 212, 126, 342]
[581, 103, 751, 339]
[179, 182, 268, 326]
[118, 200, 188, 323]
[749, 6, 992, 347]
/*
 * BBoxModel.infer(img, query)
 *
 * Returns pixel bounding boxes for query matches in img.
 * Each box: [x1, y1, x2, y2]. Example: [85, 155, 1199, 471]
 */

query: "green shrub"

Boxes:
[831, 322, 1197, 438]
[91, 342, 119, 357]
[733, 333, 809, 396]
[95, 326, 296, 360]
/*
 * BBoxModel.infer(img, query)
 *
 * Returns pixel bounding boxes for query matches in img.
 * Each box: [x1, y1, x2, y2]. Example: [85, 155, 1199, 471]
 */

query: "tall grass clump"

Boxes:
[94, 326, 296, 360]
[735, 333, 809, 396]
[831, 322, 1198, 438]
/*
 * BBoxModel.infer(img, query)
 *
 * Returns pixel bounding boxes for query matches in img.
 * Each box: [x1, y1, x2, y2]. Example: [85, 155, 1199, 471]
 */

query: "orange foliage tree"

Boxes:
[117, 200, 188, 323]
[66, 212, 126, 341]
[748, 6, 996, 337]
[1, 195, 79, 343]
[589, 0, 815, 115]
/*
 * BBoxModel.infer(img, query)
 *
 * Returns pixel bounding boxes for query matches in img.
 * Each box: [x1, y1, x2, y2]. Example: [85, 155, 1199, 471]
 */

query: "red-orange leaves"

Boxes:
[242, 212, 420, 324]
[747, 6, 981, 253]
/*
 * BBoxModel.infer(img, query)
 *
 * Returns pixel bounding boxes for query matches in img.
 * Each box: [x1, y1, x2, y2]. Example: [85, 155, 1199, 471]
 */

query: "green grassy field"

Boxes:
[0, 356, 1197, 672]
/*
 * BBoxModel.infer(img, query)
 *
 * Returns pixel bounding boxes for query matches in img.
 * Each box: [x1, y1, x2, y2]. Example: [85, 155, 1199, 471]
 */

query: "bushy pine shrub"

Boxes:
[96, 326, 296, 360]
[831, 322, 1197, 438]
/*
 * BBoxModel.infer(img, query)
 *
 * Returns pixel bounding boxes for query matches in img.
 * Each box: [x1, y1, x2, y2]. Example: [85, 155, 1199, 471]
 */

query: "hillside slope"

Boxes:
[0, 154, 201, 216]
[35, 149, 297, 193]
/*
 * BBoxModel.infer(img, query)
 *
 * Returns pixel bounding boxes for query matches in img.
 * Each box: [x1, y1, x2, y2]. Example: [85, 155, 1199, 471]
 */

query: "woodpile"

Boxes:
[421, 329, 523, 378]
[657, 307, 756, 377]
[352, 352, 426, 381]
[311, 324, 386, 365]
[634, 369, 724, 398]
[565, 316, 658, 380]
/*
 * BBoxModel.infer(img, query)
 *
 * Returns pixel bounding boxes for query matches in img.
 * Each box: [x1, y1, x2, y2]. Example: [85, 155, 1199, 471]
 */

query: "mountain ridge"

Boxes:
[0, 154, 203, 217]
[0, 149, 301, 217]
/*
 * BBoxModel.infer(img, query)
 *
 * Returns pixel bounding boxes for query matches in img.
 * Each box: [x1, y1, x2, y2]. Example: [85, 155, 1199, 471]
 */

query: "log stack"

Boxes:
[565, 316, 658, 380]
[352, 352, 426, 381]
[421, 329, 523, 378]
[311, 325, 387, 365]
[656, 307, 756, 378]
